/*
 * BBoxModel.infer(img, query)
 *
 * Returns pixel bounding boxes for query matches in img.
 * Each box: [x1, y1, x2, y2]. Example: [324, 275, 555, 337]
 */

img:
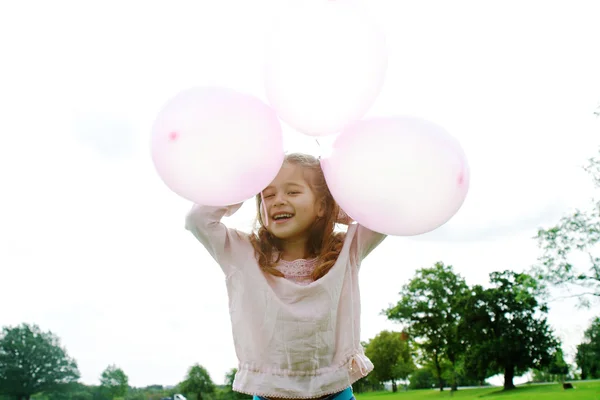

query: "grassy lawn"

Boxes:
[354, 381, 600, 400]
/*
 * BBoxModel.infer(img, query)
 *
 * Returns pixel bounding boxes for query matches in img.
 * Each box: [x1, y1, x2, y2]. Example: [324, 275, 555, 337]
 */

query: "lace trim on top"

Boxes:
[275, 257, 318, 285]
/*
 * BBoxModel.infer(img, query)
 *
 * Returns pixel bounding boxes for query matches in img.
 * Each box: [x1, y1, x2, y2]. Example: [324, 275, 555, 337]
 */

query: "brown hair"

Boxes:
[249, 153, 345, 281]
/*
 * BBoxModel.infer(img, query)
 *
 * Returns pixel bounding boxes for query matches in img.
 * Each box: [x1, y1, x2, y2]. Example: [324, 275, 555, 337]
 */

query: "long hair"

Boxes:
[249, 153, 345, 281]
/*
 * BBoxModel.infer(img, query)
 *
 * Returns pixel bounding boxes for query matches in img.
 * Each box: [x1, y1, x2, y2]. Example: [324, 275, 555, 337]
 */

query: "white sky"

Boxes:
[1, 0, 600, 388]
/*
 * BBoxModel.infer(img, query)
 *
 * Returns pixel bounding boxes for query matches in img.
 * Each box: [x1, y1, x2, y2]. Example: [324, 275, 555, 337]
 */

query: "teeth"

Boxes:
[273, 213, 293, 220]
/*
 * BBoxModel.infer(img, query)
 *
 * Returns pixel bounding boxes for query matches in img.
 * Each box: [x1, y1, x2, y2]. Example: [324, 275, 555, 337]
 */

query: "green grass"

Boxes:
[354, 381, 600, 400]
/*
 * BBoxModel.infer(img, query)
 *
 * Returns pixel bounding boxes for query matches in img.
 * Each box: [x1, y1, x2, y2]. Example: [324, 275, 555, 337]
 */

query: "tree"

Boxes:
[179, 364, 215, 400]
[0, 323, 80, 400]
[99, 365, 128, 399]
[575, 317, 600, 379]
[408, 368, 435, 390]
[364, 330, 414, 392]
[547, 348, 569, 383]
[351, 341, 384, 394]
[461, 271, 559, 390]
[224, 369, 236, 387]
[460, 338, 495, 386]
[383, 262, 469, 391]
[221, 369, 251, 400]
[47, 383, 94, 400]
[533, 347, 570, 383]
[534, 148, 600, 303]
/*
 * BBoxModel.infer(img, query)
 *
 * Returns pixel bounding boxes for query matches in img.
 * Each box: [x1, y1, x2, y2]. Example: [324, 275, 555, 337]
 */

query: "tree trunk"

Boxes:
[197, 393, 203, 400]
[503, 365, 516, 390]
[451, 361, 458, 392]
[392, 380, 397, 392]
[434, 354, 444, 391]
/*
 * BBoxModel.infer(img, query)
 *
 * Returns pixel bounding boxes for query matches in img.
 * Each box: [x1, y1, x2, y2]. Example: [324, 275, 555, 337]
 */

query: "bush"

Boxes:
[409, 369, 436, 390]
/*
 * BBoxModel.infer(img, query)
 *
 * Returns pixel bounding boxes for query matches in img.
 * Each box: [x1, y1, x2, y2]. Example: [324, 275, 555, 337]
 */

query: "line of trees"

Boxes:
[2, 257, 599, 398]
[351, 263, 600, 393]
[0, 324, 248, 400]
[353, 263, 563, 392]
[2, 259, 599, 398]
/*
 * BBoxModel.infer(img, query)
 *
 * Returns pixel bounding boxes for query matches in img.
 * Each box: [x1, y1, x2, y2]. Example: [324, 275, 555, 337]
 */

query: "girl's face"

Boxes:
[261, 163, 325, 242]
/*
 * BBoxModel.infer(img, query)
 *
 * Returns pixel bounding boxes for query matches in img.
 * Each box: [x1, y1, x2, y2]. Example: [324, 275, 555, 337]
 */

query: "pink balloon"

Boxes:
[321, 117, 470, 236]
[151, 87, 284, 206]
[264, 0, 387, 136]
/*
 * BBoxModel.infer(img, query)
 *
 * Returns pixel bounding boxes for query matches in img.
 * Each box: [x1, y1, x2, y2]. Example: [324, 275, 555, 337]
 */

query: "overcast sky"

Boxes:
[1, 0, 600, 388]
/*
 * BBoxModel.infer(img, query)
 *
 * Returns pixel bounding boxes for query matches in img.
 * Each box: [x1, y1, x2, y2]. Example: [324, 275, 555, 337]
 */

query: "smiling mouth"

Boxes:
[272, 213, 294, 222]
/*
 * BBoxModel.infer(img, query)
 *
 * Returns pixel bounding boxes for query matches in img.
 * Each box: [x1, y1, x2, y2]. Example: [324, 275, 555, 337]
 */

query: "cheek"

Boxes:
[299, 204, 319, 218]
[295, 200, 312, 212]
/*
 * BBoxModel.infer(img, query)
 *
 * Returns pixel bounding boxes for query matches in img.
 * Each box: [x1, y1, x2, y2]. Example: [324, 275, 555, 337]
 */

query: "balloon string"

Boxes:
[261, 191, 269, 226]
[315, 139, 321, 160]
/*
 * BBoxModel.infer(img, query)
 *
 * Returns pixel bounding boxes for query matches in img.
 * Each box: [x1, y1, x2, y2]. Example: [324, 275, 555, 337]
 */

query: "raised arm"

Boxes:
[338, 208, 387, 262]
[355, 224, 386, 261]
[185, 203, 249, 271]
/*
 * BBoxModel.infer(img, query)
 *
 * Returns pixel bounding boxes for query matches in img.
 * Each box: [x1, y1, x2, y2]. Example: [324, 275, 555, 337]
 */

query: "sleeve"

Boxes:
[352, 224, 387, 264]
[184, 202, 249, 271]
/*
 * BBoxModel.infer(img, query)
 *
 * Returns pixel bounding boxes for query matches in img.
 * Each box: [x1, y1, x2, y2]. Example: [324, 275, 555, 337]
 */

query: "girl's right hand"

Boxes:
[336, 208, 354, 225]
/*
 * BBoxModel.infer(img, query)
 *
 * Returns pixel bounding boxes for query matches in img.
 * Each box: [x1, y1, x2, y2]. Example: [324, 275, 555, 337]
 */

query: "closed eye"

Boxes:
[288, 191, 300, 195]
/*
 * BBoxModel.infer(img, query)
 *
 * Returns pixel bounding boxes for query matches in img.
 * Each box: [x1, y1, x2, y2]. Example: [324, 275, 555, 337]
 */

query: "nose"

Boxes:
[272, 192, 286, 206]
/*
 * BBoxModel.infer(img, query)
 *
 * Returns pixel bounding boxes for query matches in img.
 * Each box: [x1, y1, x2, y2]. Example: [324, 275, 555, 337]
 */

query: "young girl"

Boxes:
[185, 153, 386, 400]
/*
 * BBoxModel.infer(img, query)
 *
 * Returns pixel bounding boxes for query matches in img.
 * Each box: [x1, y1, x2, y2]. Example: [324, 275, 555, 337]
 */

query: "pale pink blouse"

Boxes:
[185, 203, 386, 398]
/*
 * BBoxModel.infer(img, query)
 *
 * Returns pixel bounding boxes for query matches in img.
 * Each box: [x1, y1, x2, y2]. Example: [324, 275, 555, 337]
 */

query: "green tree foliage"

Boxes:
[408, 369, 435, 390]
[383, 262, 468, 391]
[364, 330, 414, 392]
[352, 342, 385, 394]
[45, 383, 93, 400]
[0, 324, 80, 400]
[548, 348, 569, 382]
[459, 339, 494, 386]
[350, 376, 384, 394]
[534, 150, 600, 303]
[415, 357, 487, 390]
[99, 365, 128, 400]
[122, 390, 144, 400]
[532, 347, 570, 383]
[218, 369, 250, 400]
[179, 365, 215, 400]
[460, 271, 559, 390]
[576, 317, 600, 379]
[131, 385, 172, 400]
